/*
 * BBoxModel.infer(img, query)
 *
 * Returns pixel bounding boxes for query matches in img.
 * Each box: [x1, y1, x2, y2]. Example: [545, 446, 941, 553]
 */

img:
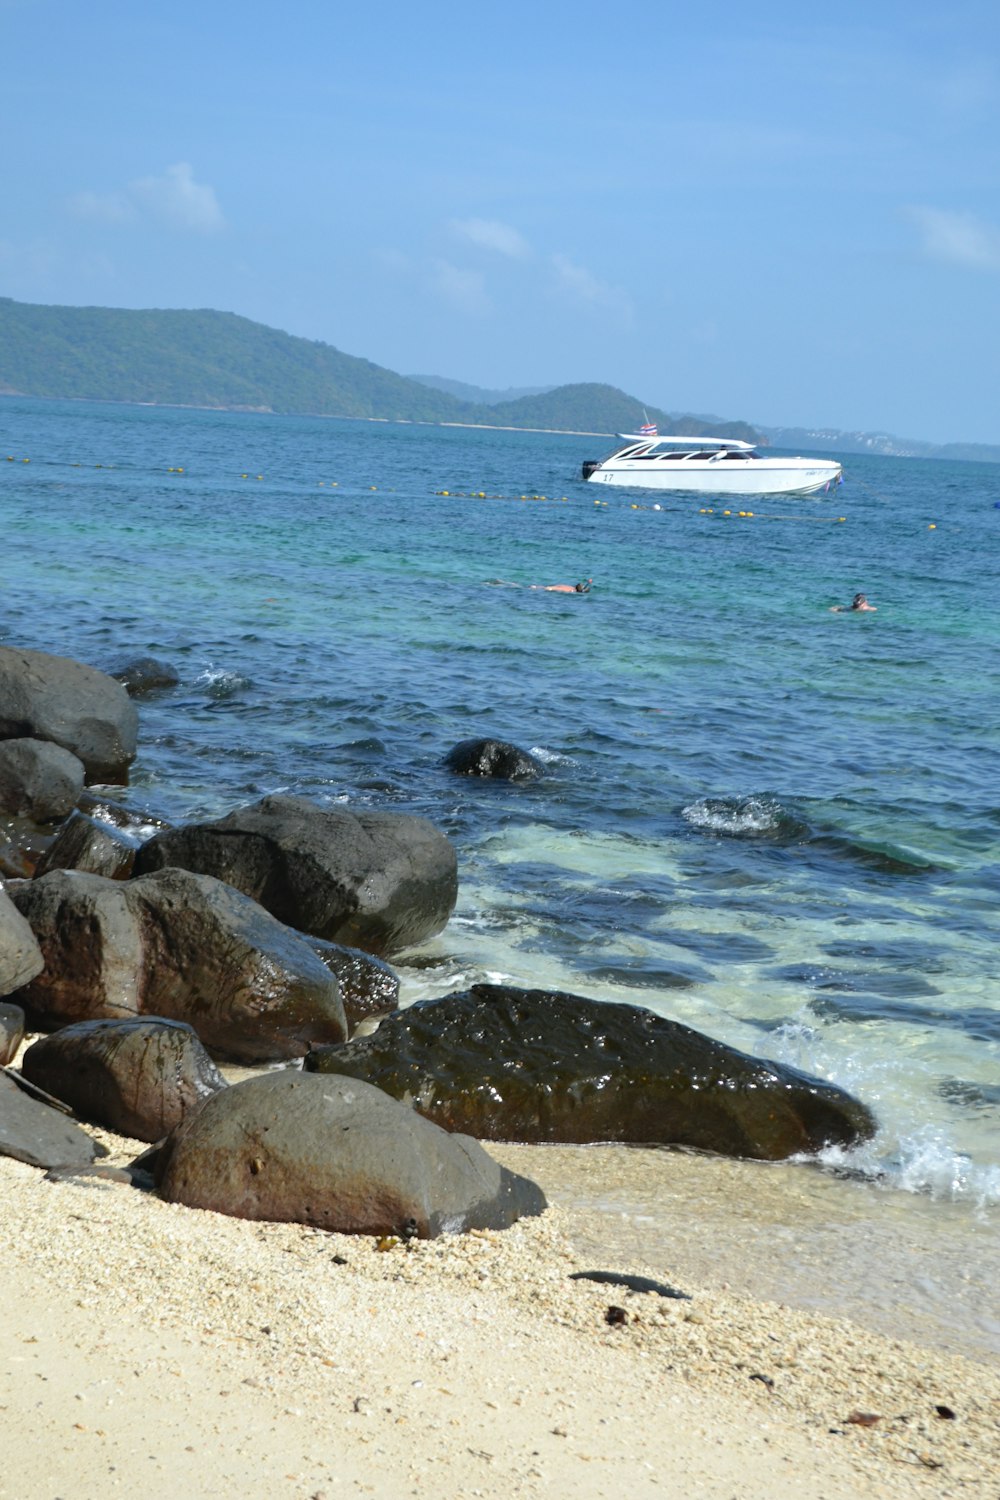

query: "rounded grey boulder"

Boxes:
[156, 1070, 546, 1238]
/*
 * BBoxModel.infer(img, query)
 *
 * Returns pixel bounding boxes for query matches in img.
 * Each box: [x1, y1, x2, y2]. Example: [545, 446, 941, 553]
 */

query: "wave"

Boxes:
[681, 794, 808, 841]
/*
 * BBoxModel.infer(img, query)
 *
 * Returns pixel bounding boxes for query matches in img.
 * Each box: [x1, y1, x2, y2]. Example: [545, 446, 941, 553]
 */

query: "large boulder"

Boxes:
[0, 1071, 105, 1170]
[305, 983, 877, 1162]
[21, 1018, 226, 1141]
[0, 645, 138, 784]
[156, 1071, 546, 1238]
[0, 738, 86, 821]
[34, 809, 138, 880]
[0, 885, 44, 995]
[133, 794, 458, 956]
[443, 738, 543, 781]
[9, 867, 348, 1063]
[0, 1002, 25, 1065]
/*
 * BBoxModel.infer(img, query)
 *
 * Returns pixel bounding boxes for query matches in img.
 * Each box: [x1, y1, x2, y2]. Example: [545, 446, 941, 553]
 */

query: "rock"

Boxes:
[0, 644, 138, 784]
[0, 1071, 105, 1170]
[107, 656, 180, 697]
[21, 1018, 226, 1141]
[156, 1071, 546, 1238]
[305, 938, 400, 1032]
[443, 738, 543, 781]
[0, 738, 86, 821]
[0, 1002, 25, 1065]
[0, 884, 44, 994]
[33, 809, 137, 880]
[305, 983, 877, 1162]
[133, 794, 458, 956]
[9, 867, 348, 1063]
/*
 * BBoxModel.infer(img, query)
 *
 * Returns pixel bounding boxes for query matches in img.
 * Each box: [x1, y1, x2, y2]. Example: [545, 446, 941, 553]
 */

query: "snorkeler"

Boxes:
[831, 592, 877, 612]
[531, 578, 593, 594]
[485, 578, 593, 593]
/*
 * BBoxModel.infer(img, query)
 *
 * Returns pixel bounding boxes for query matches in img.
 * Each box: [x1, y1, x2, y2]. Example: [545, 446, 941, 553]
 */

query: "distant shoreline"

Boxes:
[0, 391, 615, 439]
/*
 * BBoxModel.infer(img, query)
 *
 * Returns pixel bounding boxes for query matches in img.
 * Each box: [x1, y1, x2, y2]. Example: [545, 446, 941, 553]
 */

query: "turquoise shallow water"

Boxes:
[2, 397, 999, 1221]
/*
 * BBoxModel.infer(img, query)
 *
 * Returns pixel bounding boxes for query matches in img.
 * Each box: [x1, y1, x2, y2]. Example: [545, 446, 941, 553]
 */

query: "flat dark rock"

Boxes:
[0, 1071, 105, 1170]
[305, 982, 877, 1162]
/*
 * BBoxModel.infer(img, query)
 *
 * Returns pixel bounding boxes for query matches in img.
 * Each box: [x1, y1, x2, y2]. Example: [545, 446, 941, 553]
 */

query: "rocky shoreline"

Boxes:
[3, 643, 999, 1494]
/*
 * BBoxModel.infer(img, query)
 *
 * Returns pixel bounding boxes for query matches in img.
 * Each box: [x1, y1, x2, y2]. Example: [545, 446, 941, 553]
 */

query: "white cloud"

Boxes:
[68, 189, 134, 224]
[68, 163, 225, 235]
[908, 207, 1000, 271]
[452, 217, 531, 259]
[550, 253, 633, 318]
[130, 163, 225, 234]
[430, 259, 490, 314]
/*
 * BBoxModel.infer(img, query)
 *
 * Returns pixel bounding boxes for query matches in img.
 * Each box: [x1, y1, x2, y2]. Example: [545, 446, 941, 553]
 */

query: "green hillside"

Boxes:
[485, 382, 758, 442]
[0, 296, 758, 440]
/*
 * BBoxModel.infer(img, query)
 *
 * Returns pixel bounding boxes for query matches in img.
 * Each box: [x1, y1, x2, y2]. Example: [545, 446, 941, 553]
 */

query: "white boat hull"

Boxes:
[585, 457, 842, 497]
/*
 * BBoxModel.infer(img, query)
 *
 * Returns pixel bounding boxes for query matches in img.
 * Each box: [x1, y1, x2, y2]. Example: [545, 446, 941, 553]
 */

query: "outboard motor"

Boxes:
[581, 460, 601, 480]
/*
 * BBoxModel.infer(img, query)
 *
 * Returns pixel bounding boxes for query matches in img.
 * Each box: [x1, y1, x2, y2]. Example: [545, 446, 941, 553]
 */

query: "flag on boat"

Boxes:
[639, 420, 657, 436]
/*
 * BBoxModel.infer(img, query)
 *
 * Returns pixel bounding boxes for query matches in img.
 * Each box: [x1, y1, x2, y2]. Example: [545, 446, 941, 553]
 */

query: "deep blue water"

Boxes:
[2, 396, 998, 1207]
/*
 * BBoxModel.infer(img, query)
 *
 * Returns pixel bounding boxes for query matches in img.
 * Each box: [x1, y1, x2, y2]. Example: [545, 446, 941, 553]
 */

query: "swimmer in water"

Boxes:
[831, 591, 876, 613]
[531, 578, 593, 594]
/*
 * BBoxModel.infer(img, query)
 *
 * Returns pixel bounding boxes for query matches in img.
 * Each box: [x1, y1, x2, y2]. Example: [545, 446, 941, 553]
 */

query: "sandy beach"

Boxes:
[3, 1066, 997, 1500]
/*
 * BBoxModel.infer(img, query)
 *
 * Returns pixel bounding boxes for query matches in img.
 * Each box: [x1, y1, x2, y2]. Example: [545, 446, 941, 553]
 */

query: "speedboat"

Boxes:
[581, 435, 842, 497]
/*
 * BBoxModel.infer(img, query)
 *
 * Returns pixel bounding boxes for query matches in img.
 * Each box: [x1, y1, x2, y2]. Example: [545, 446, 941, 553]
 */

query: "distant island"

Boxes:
[0, 296, 754, 442]
[1, 296, 996, 461]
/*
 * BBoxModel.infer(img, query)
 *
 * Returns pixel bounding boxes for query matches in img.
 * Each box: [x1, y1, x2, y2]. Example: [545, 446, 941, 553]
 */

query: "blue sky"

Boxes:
[2, 0, 999, 442]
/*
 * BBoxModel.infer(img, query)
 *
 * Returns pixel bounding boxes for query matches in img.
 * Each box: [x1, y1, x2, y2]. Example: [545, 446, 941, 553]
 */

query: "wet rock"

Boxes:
[305, 938, 400, 1031]
[9, 866, 348, 1063]
[0, 1002, 25, 1065]
[0, 1071, 105, 1170]
[21, 1018, 226, 1141]
[34, 809, 138, 880]
[156, 1070, 546, 1238]
[133, 793, 458, 956]
[0, 738, 86, 821]
[305, 983, 877, 1161]
[443, 738, 543, 781]
[108, 656, 180, 697]
[0, 884, 44, 994]
[0, 645, 138, 784]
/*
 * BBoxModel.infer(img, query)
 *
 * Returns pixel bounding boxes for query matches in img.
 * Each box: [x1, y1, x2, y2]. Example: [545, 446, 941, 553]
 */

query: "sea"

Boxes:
[2, 396, 998, 1359]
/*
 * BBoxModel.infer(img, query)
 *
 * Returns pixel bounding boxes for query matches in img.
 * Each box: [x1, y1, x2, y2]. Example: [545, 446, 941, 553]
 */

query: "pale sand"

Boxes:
[2, 1104, 998, 1500]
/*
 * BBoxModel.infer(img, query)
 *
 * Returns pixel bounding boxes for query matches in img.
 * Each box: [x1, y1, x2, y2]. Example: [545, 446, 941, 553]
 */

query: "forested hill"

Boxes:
[0, 296, 757, 439]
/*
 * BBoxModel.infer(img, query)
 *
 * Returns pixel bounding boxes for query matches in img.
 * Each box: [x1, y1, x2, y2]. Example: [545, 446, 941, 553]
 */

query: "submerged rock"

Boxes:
[133, 793, 458, 956]
[443, 738, 544, 781]
[21, 1018, 227, 1141]
[108, 656, 180, 697]
[305, 983, 876, 1161]
[156, 1071, 547, 1238]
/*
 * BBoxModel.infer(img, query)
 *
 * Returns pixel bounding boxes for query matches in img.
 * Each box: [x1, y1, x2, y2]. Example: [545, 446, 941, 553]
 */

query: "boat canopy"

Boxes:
[616, 434, 755, 450]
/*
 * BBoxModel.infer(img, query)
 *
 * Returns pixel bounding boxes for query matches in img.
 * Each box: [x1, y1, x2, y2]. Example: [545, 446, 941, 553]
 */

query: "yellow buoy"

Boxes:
[928, 523, 937, 529]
